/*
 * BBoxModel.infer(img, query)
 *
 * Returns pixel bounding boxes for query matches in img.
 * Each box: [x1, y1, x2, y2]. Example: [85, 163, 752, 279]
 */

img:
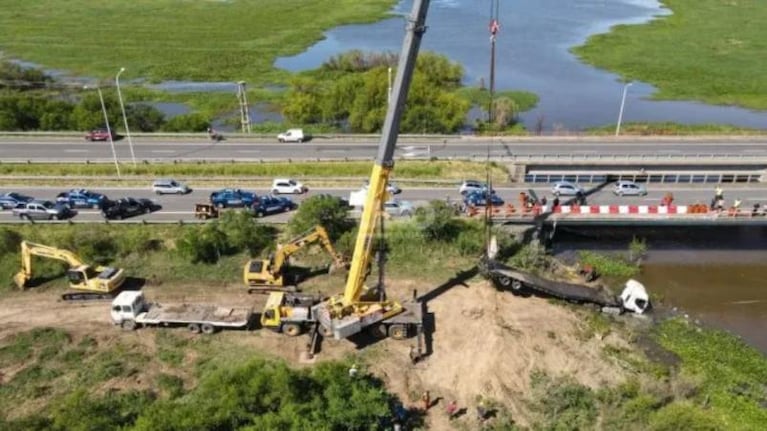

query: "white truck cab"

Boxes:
[277, 128, 305, 143]
[620, 279, 650, 314]
[111, 290, 147, 328]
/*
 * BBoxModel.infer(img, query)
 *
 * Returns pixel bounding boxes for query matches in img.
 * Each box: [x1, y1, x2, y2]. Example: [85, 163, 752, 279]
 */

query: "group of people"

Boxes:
[391, 392, 490, 429]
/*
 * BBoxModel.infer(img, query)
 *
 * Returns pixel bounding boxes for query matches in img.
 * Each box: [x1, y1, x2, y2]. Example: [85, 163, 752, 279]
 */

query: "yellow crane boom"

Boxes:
[316, 0, 431, 339]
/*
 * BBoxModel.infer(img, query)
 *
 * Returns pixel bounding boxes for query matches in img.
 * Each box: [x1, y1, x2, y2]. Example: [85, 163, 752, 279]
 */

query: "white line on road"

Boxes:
[64, 149, 88, 153]
[151, 150, 176, 153]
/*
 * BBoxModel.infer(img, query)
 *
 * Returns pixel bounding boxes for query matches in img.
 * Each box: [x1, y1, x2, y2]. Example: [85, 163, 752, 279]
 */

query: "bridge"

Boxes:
[468, 203, 767, 226]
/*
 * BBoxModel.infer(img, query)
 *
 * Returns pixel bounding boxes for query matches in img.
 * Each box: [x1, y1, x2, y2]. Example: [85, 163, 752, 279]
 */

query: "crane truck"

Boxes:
[262, 0, 430, 348]
[243, 225, 347, 293]
[13, 240, 126, 301]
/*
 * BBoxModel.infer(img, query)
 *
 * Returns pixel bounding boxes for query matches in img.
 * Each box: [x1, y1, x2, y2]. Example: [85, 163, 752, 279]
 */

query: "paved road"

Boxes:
[2, 136, 767, 162]
[2, 184, 766, 223]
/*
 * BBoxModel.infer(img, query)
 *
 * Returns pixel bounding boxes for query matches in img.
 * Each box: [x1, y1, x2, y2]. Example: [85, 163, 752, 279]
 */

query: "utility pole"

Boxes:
[237, 81, 251, 133]
[488, 0, 500, 124]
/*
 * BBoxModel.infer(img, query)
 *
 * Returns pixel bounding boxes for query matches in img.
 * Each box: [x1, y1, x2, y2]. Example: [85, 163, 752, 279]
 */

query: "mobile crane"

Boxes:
[242, 225, 347, 293]
[13, 240, 126, 301]
[262, 0, 430, 345]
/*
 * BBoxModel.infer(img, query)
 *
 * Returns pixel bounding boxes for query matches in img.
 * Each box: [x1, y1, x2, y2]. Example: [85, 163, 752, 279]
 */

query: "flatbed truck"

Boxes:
[111, 291, 254, 333]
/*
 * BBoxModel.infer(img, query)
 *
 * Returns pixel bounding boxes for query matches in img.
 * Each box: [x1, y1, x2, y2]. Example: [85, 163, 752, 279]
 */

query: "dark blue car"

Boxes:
[209, 188, 257, 208]
[464, 191, 504, 207]
[0, 192, 34, 210]
[252, 195, 297, 217]
[56, 188, 108, 209]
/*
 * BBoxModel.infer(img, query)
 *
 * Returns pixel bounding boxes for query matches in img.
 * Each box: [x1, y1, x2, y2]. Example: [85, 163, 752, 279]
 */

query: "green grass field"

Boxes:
[573, 0, 767, 110]
[0, 0, 396, 84]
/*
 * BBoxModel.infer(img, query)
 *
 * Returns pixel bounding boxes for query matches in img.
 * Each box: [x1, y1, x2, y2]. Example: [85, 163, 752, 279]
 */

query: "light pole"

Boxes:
[84, 85, 121, 178]
[115, 67, 136, 167]
[387, 67, 392, 105]
[615, 81, 633, 136]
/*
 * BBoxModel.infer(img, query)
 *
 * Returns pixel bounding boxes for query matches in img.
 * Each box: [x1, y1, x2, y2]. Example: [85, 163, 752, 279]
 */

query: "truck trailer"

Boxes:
[111, 291, 254, 333]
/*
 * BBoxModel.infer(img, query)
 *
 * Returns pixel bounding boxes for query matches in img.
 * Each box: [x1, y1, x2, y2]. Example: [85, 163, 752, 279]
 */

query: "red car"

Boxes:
[85, 128, 114, 141]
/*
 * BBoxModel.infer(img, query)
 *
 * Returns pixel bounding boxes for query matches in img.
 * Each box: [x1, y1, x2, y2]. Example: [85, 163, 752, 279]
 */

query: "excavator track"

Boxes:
[247, 285, 297, 295]
[61, 291, 115, 302]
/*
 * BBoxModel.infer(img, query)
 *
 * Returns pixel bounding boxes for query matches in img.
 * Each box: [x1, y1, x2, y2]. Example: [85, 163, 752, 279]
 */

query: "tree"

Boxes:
[71, 92, 121, 131]
[287, 195, 353, 241]
[126, 104, 165, 132]
[218, 211, 272, 256]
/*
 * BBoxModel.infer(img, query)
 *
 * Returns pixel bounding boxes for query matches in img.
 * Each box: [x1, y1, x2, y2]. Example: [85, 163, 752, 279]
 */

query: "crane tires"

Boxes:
[201, 323, 216, 334]
[388, 324, 407, 340]
[282, 323, 302, 337]
[368, 324, 388, 339]
[188, 323, 201, 334]
[121, 320, 137, 331]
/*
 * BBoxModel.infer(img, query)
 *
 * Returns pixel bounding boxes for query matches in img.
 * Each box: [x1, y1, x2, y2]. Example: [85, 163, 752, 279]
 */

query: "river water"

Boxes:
[552, 226, 767, 354]
[275, 0, 767, 131]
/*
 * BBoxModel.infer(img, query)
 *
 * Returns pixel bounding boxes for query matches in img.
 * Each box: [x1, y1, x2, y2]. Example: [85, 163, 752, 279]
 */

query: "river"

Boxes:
[552, 225, 767, 354]
[275, 0, 767, 131]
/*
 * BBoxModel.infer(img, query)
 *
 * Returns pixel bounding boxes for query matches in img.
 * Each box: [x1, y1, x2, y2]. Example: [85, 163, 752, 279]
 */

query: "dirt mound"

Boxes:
[372, 279, 629, 429]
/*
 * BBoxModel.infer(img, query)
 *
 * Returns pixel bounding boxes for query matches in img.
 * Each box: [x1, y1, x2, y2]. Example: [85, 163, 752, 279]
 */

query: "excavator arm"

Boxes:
[271, 226, 346, 272]
[14, 241, 86, 288]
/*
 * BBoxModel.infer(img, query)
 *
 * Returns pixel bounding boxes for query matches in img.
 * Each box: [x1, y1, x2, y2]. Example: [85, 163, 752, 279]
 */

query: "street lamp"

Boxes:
[615, 81, 633, 136]
[84, 85, 121, 178]
[115, 67, 136, 167]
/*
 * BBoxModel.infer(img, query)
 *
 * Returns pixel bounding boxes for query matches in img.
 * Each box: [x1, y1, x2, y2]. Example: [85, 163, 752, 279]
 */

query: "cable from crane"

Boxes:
[488, 0, 500, 123]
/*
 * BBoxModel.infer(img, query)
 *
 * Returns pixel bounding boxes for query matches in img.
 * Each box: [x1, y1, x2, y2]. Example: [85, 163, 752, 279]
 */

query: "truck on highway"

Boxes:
[110, 291, 254, 333]
[12, 200, 76, 221]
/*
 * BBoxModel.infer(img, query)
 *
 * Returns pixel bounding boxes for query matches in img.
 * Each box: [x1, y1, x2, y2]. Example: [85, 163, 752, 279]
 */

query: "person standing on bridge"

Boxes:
[715, 185, 724, 200]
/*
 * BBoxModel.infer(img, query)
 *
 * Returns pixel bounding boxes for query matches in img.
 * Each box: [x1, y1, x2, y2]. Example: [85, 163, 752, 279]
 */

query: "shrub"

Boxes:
[414, 200, 462, 242]
[161, 113, 210, 132]
[176, 223, 228, 264]
[218, 211, 272, 256]
[0, 227, 22, 257]
[72, 229, 118, 264]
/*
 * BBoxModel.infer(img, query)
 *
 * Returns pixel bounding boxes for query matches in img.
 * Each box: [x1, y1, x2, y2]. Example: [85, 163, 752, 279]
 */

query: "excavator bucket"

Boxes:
[13, 271, 30, 289]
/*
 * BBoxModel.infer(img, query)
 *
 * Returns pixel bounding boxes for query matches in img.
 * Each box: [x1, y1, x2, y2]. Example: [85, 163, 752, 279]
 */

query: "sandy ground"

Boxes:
[0, 276, 632, 429]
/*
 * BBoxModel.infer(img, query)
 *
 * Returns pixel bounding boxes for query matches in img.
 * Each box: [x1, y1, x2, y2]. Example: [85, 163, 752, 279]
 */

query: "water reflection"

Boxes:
[275, 0, 767, 130]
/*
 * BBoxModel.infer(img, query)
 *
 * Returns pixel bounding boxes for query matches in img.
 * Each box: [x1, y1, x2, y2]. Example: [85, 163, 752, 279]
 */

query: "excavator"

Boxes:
[262, 0, 429, 348]
[242, 225, 346, 293]
[13, 241, 126, 301]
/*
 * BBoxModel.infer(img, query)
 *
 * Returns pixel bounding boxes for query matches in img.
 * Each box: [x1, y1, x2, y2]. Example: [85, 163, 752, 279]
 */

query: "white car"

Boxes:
[152, 179, 190, 195]
[362, 180, 401, 195]
[613, 181, 647, 196]
[459, 180, 492, 196]
[384, 200, 414, 217]
[277, 129, 305, 143]
[271, 178, 307, 194]
[551, 181, 585, 197]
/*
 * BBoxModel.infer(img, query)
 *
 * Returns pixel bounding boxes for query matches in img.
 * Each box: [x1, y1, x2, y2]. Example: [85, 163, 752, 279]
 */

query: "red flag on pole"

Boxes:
[489, 19, 500, 35]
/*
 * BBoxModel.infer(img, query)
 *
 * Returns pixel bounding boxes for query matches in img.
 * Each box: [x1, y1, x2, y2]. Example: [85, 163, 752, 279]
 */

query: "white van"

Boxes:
[277, 129, 305, 143]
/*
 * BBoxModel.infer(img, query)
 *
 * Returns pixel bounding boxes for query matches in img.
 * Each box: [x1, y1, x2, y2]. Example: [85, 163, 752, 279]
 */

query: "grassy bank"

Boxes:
[0, 0, 396, 84]
[0, 160, 509, 183]
[573, 0, 767, 110]
[589, 122, 767, 136]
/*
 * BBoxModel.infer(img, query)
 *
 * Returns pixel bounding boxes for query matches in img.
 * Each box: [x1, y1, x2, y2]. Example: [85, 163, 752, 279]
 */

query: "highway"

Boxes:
[2, 184, 766, 223]
[2, 136, 767, 162]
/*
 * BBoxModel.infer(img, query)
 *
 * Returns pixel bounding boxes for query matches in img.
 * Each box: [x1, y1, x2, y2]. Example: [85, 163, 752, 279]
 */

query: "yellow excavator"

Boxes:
[243, 225, 346, 293]
[262, 0, 428, 349]
[13, 241, 126, 301]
